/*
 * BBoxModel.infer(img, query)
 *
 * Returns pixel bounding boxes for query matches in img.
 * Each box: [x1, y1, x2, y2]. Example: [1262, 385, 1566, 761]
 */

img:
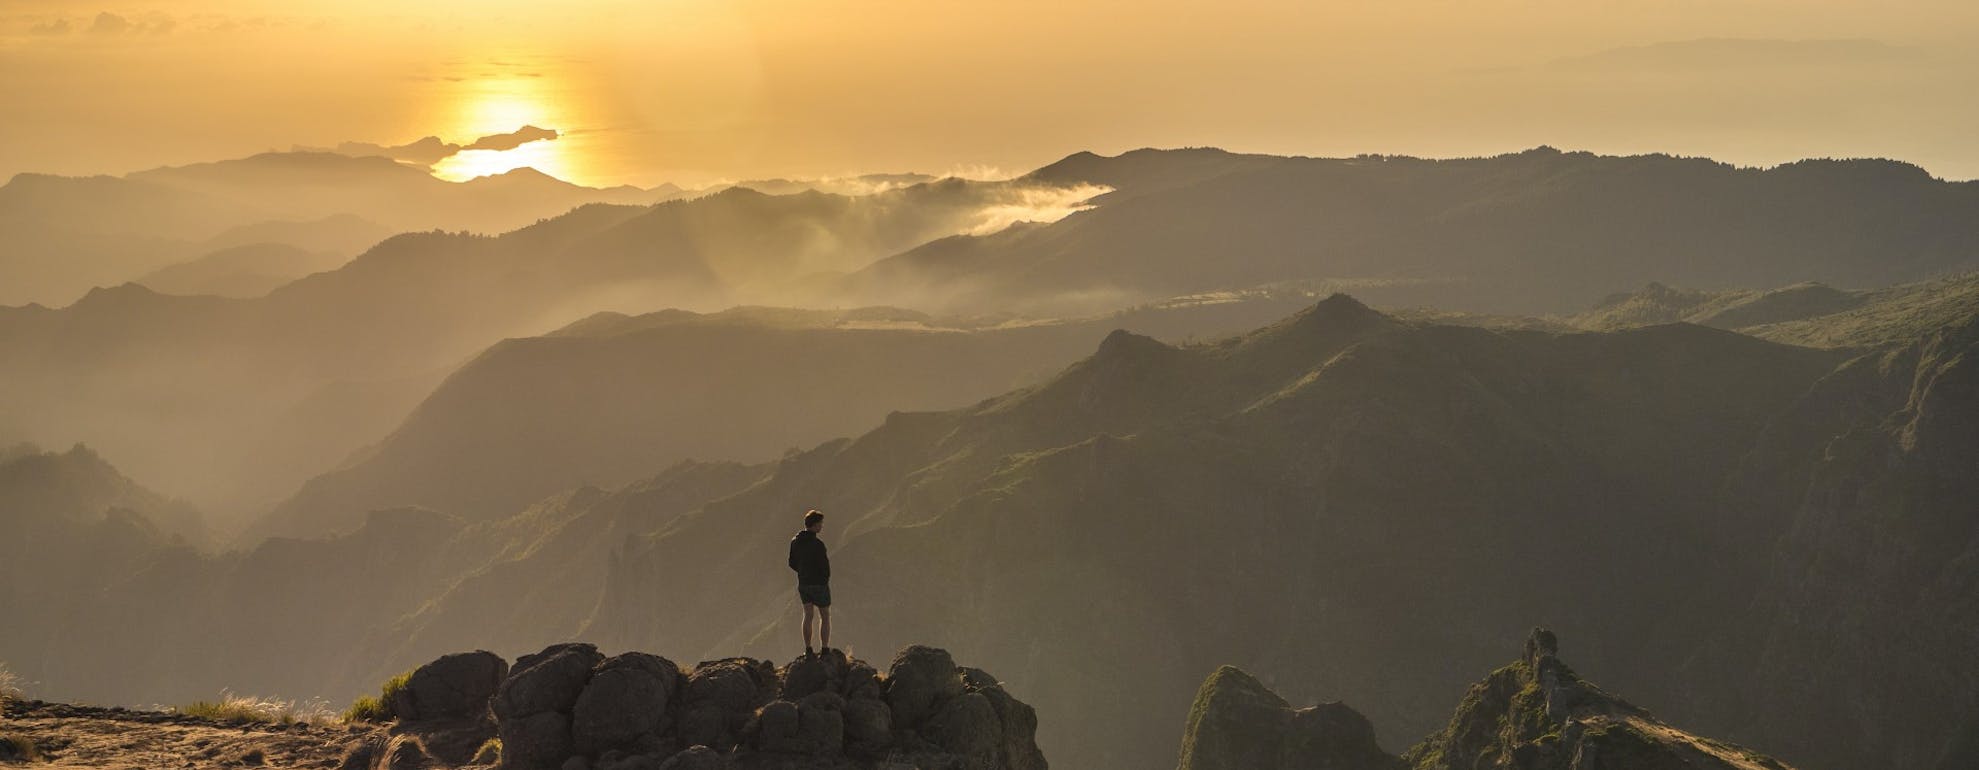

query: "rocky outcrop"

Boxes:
[1177, 666, 1403, 770]
[1178, 630, 1797, 770]
[391, 651, 509, 722]
[1406, 629, 1795, 770]
[441, 643, 1050, 770]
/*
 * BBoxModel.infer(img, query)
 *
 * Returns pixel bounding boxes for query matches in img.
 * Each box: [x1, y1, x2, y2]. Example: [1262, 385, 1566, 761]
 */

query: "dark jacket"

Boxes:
[789, 529, 830, 586]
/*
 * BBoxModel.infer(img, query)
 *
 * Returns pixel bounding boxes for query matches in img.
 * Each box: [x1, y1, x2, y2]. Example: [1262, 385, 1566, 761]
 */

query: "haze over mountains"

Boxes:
[3, 144, 1978, 770]
[0, 159, 1103, 522]
[8, 145, 1978, 528]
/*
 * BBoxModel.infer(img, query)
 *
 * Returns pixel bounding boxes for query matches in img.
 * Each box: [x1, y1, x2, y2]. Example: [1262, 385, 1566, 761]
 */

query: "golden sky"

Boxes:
[3, 0, 1977, 187]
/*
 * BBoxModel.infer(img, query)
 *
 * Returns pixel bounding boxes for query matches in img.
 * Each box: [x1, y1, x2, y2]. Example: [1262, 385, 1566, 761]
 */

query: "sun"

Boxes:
[430, 77, 583, 183]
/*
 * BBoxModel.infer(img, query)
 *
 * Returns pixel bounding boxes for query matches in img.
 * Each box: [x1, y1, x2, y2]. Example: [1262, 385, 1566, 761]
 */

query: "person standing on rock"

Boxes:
[789, 508, 832, 658]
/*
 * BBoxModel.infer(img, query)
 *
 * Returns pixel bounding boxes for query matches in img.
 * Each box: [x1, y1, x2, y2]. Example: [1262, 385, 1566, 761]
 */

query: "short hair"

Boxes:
[804, 509, 824, 528]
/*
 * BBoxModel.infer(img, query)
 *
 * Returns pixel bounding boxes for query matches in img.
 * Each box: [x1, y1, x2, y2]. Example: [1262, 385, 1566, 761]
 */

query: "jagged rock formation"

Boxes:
[1178, 666, 1403, 770]
[1178, 630, 1794, 770]
[1406, 630, 1793, 769]
[382, 643, 1045, 770]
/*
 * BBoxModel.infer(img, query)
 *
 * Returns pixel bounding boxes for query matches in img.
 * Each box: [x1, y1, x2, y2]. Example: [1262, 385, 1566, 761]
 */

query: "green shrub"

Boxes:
[471, 738, 503, 765]
[341, 695, 390, 723]
[341, 669, 413, 723]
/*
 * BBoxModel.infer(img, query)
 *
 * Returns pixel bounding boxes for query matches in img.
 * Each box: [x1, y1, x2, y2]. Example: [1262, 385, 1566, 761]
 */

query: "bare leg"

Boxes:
[802, 604, 816, 651]
[819, 606, 832, 651]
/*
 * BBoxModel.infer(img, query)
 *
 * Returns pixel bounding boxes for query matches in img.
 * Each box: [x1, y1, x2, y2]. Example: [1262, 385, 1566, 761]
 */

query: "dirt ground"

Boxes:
[1, 699, 387, 769]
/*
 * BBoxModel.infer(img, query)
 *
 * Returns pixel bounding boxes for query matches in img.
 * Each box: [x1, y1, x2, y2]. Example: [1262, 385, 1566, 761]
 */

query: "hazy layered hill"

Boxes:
[0, 176, 1088, 523]
[1578, 272, 1979, 349]
[581, 296, 1848, 769]
[247, 294, 1323, 541]
[134, 242, 352, 298]
[0, 152, 675, 306]
[0, 444, 199, 685]
[849, 147, 1979, 316]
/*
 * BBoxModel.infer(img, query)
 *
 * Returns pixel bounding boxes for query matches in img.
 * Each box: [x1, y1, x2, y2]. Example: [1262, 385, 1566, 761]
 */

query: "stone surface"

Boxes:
[656, 745, 724, 770]
[392, 650, 508, 722]
[842, 698, 892, 755]
[883, 646, 964, 729]
[925, 692, 1001, 761]
[573, 653, 680, 755]
[501, 710, 576, 769]
[496, 644, 606, 720]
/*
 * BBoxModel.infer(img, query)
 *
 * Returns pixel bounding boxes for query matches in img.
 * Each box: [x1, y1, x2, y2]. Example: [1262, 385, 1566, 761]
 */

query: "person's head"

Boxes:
[804, 509, 824, 533]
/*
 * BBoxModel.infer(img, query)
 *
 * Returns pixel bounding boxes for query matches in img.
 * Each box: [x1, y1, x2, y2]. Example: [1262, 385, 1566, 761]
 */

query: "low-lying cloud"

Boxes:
[967, 183, 1110, 235]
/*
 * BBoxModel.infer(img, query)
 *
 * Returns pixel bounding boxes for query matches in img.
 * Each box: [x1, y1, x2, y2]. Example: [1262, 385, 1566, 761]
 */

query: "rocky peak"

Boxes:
[1405, 629, 1790, 770]
[1179, 629, 1797, 770]
[1177, 666, 1402, 770]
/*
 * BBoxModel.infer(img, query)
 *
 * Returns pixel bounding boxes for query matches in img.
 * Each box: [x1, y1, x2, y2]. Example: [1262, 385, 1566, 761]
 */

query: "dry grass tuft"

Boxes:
[178, 690, 335, 725]
[0, 661, 24, 704]
[0, 733, 45, 762]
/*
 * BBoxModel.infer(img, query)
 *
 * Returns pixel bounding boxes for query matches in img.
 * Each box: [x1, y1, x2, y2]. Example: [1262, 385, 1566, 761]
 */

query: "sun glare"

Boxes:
[431, 76, 587, 184]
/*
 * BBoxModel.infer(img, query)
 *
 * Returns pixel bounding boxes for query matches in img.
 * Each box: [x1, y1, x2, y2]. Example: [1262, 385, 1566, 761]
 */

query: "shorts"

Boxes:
[798, 584, 832, 608]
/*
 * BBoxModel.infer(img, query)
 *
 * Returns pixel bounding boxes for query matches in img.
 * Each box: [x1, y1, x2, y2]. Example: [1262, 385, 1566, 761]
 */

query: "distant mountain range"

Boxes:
[8, 146, 1976, 527]
[0, 152, 671, 307]
[7, 284, 1975, 770]
[848, 147, 1979, 316]
[6, 145, 1979, 770]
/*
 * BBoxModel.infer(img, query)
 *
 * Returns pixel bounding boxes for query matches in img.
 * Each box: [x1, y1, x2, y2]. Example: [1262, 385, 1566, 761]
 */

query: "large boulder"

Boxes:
[961, 669, 1045, 770]
[502, 711, 576, 770]
[496, 643, 606, 720]
[924, 692, 1001, 761]
[390, 650, 508, 722]
[686, 659, 771, 716]
[842, 697, 893, 756]
[496, 644, 605, 770]
[573, 653, 682, 755]
[884, 646, 964, 729]
[780, 649, 851, 701]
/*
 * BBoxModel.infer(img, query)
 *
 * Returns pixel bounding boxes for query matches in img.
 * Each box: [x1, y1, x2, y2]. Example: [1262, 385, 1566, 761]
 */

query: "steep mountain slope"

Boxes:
[249, 294, 1320, 541]
[1680, 310, 1979, 770]
[579, 296, 1845, 770]
[850, 147, 1979, 316]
